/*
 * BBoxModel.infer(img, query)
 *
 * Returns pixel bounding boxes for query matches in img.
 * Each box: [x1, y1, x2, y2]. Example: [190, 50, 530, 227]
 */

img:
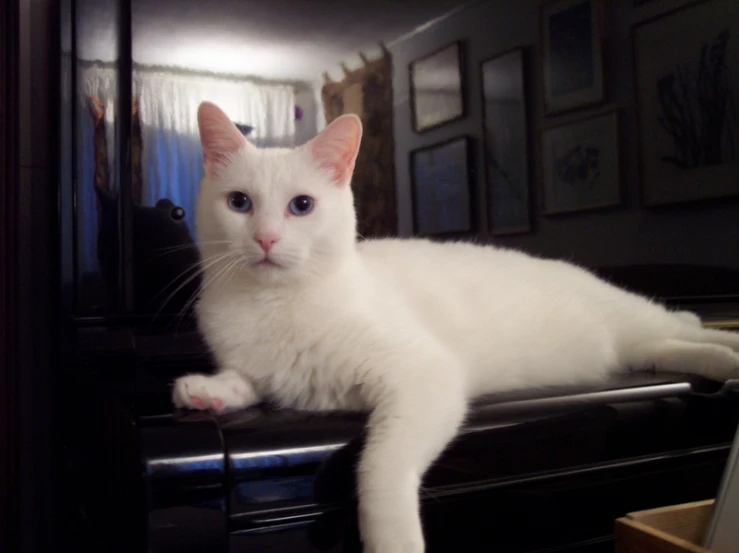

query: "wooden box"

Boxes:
[615, 500, 716, 553]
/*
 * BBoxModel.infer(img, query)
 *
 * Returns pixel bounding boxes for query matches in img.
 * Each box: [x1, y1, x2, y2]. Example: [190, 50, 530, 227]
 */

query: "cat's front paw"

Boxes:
[172, 371, 258, 414]
[360, 502, 425, 553]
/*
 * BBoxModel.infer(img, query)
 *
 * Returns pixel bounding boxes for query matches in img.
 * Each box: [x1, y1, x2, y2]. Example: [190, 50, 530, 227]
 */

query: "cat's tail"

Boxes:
[670, 310, 739, 351]
[682, 325, 739, 353]
[672, 310, 703, 327]
[624, 311, 739, 382]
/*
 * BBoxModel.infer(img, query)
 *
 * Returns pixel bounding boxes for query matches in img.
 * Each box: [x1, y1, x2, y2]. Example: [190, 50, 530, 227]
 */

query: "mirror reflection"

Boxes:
[74, 0, 464, 317]
[75, 0, 121, 314]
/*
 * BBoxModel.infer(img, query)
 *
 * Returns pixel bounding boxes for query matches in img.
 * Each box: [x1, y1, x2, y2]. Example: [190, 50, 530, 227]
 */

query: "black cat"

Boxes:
[94, 185, 202, 319]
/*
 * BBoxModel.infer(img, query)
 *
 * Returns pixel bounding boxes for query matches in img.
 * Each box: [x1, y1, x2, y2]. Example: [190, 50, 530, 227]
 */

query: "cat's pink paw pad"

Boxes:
[172, 372, 257, 413]
[189, 396, 207, 410]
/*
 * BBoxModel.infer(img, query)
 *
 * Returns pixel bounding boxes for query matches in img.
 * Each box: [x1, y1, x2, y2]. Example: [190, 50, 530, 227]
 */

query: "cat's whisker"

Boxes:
[419, 486, 442, 504]
[177, 287, 202, 322]
[195, 239, 233, 245]
[153, 239, 229, 254]
[199, 256, 236, 290]
[202, 256, 242, 294]
[152, 251, 237, 322]
[177, 258, 233, 322]
[173, 255, 245, 334]
[147, 244, 200, 261]
[150, 249, 233, 302]
[152, 249, 237, 302]
[165, 256, 227, 316]
[153, 243, 199, 253]
[152, 271, 205, 324]
[149, 262, 202, 308]
[176, 254, 243, 327]
[173, 259, 236, 333]
[195, 240, 234, 246]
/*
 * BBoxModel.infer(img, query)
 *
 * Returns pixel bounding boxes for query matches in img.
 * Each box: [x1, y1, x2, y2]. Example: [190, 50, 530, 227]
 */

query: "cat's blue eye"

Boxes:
[288, 195, 314, 216]
[227, 191, 252, 213]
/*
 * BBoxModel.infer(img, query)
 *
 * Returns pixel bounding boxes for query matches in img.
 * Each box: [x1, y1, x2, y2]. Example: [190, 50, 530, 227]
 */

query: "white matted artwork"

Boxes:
[633, 0, 739, 206]
[540, 110, 621, 215]
[409, 41, 465, 133]
[540, 0, 604, 114]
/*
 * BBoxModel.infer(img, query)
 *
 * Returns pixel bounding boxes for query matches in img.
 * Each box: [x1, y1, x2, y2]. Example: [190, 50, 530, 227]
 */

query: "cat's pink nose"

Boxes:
[255, 232, 280, 253]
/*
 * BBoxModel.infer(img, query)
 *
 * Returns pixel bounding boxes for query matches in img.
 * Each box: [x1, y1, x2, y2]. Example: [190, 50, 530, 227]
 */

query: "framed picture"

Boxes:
[633, 0, 739, 206]
[409, 41, 465, 133]
[480, 48, 531, 235]
[410, 136, 474, 236]
[540, 0, 605, 114]
[539, 109, 621, 215]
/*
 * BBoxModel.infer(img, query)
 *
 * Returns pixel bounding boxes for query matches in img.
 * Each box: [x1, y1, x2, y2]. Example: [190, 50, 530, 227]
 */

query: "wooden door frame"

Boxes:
[1, 0, 61, 551]
[0, 0, 21, 549]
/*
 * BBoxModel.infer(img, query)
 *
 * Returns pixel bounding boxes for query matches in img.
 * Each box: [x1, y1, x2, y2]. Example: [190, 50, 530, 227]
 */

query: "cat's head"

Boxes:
[195, 101, 362, 287]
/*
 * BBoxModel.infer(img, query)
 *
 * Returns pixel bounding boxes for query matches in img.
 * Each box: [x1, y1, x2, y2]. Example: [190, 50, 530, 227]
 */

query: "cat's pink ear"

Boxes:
[198, 101, 246, 174]
[308, 114, 362, 186]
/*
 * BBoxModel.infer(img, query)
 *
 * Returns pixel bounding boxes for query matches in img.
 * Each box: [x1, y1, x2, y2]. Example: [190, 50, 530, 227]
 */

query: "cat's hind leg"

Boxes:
[626, 338, 739, 382]
[172, 370, 259, 413]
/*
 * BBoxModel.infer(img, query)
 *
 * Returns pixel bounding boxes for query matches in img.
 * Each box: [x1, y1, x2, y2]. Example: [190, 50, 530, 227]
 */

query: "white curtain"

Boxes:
[134, 69, 296, 232]
[77, 64, 296, 275]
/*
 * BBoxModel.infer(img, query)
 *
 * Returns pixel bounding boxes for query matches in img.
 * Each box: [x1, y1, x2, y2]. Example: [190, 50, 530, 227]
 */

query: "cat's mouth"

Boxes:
[255, 257, 281, 268]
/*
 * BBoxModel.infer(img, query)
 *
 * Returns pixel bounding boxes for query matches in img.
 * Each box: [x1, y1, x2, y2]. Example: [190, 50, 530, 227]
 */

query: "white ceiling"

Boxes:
[76, 0, 473, 82]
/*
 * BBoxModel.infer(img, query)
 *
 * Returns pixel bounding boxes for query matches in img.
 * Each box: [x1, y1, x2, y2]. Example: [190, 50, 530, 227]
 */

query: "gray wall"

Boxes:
[389, 0, 739, 269]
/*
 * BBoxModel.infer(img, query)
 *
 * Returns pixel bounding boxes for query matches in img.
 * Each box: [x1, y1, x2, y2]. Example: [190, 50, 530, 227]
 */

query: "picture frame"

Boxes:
[633, 0, 739, 206]
[409, 41, 466, 133]
[540, 0, 605, 115]
[539, 109, 622, 215]
[410, 136, 475, 236]
[480, 47, 531, 235]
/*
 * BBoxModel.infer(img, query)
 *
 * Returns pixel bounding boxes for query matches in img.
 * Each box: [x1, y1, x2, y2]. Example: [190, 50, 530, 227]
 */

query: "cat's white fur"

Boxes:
[173, 101, 739, 553]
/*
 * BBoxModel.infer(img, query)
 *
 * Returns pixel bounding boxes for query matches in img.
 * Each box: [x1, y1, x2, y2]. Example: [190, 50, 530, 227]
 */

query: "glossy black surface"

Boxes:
[65, 0, 203, 320]
[68, 376, 739, 553]
[144, 415, 228, 553]
[55, 2, 739, 552]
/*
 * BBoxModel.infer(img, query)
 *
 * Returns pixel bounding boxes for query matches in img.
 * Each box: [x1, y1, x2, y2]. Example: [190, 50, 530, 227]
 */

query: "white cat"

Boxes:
[173, 101, 739, 553]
